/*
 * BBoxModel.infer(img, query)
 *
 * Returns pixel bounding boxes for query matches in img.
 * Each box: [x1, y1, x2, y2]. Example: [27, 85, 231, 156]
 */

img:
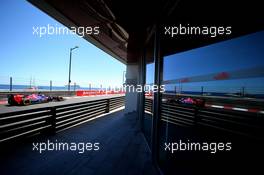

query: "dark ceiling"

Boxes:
[28, 0, 264, 64]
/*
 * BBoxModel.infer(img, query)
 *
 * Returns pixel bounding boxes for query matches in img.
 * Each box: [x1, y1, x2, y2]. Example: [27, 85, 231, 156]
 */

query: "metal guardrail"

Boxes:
[145, 98, 264, 140]
[0, 96, 124, 143]
[145, 98, 153, 113]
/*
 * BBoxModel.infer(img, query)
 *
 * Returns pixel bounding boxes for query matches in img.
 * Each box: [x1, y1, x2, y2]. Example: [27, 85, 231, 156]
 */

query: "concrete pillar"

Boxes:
[124, 64, 139, 113]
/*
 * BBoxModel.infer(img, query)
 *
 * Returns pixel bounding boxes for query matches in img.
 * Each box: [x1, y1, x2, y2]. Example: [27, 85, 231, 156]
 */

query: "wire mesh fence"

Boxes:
[0, 76, 123, 92]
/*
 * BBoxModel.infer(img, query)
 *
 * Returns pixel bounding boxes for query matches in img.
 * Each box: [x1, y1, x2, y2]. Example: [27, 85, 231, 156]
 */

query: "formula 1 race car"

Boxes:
[7, 93, 64, 106]
[177, 97, 205, 107]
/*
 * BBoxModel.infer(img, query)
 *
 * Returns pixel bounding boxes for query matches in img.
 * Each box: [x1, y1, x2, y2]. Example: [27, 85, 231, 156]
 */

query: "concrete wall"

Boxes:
[125, 64, 139, 113]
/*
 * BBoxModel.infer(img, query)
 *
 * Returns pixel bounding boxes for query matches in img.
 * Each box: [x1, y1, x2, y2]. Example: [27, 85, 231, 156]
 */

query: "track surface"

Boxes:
[0, 94, 124, 114]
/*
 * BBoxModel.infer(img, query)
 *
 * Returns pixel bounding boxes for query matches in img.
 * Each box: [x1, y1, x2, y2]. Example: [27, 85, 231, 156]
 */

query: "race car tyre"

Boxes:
[7, 94, 15, 105]
[23, 99, 31, 106]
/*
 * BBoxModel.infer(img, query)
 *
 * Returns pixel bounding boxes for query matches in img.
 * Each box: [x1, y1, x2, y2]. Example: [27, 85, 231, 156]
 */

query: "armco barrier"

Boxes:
[76, 90, 125, 96]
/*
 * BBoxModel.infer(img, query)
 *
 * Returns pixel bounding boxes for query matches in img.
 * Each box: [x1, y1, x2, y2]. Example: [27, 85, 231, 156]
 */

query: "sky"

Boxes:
[146, 31, 264, 93]
[0, 0, 126, 87]
[163, 31, 264, 80]
[0, 1, 263, 94]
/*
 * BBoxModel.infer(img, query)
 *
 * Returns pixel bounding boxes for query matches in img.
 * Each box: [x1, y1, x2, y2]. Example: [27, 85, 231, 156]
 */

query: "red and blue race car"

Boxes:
[177, 97, 205, 107]
[7, 94, 63, 106]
